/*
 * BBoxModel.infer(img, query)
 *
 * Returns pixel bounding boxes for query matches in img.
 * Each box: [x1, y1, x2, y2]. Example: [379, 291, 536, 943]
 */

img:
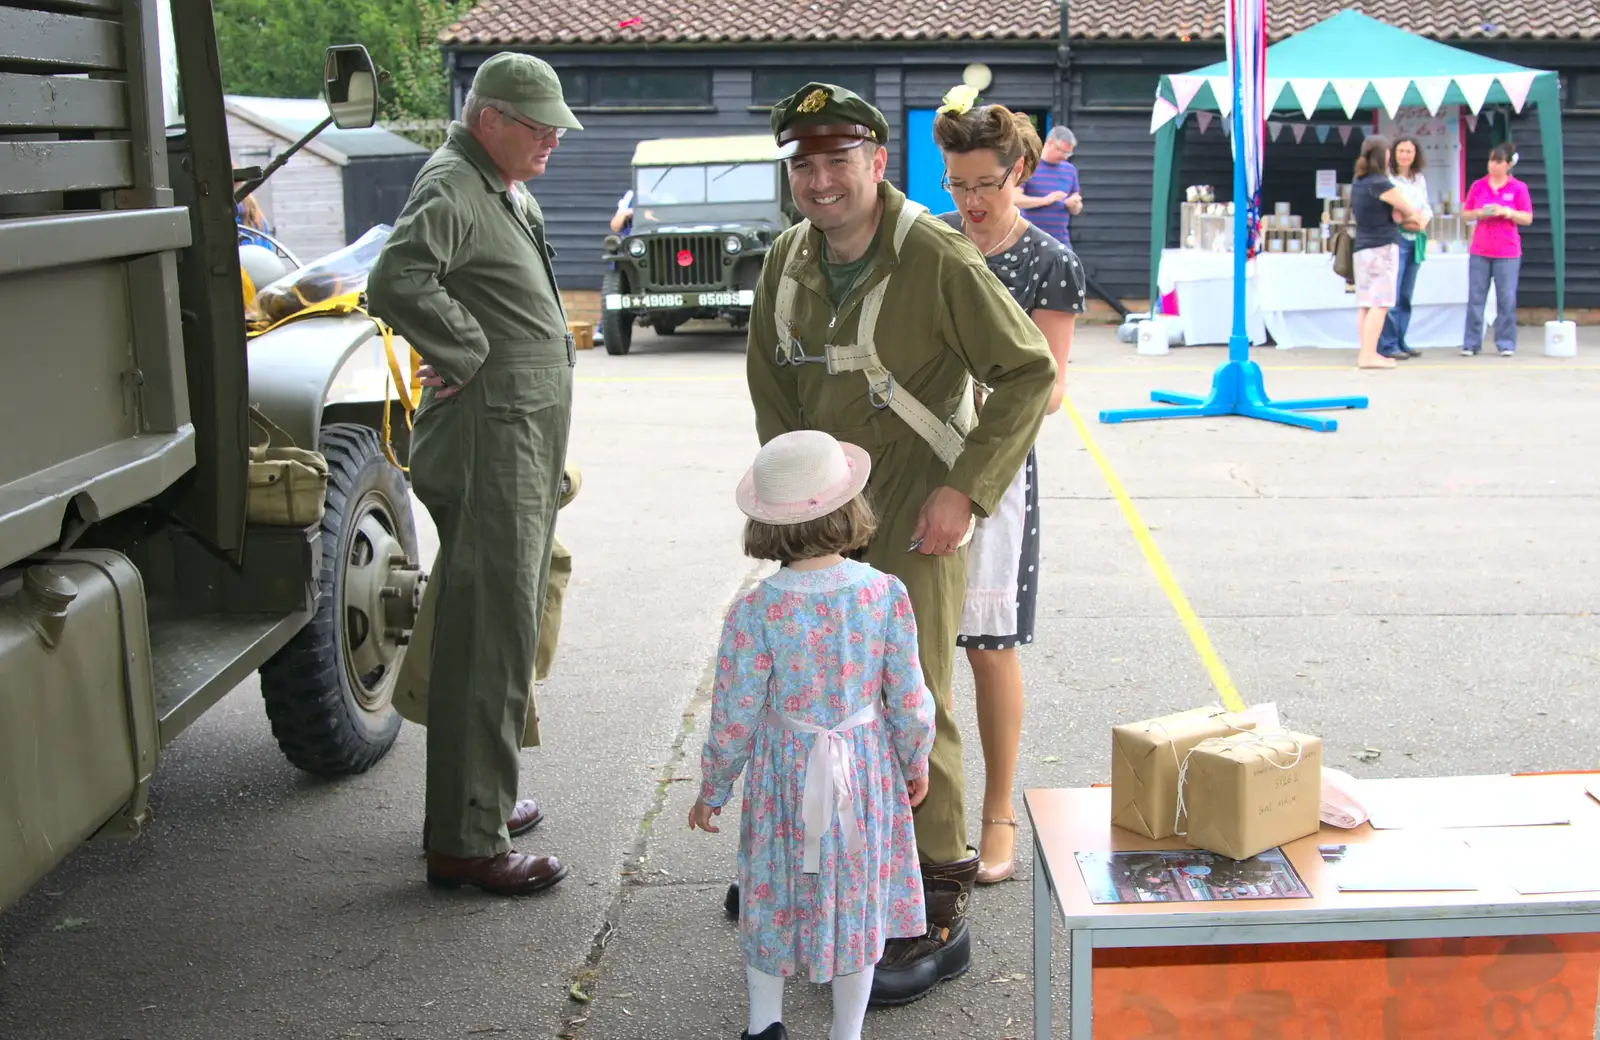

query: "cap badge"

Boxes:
[797, 88, 829, 114]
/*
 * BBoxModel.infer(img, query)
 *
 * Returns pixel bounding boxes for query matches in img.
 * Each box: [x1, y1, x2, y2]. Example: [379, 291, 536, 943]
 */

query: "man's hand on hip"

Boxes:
[910, 486, 975, 556]
[417, 364, 467, 400]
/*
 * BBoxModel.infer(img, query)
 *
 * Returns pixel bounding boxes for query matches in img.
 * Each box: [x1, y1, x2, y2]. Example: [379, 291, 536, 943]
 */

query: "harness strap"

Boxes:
[772, 200, 976, 470]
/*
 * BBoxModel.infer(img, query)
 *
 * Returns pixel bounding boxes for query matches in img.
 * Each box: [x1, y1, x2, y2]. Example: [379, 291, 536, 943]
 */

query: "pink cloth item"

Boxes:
[1465, 175, 1532, 259]
[1320, 766, 1371, 829]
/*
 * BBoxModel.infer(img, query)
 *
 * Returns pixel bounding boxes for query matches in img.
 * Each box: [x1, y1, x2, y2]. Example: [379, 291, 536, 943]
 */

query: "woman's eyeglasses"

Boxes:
[942, 170, 1013, 199]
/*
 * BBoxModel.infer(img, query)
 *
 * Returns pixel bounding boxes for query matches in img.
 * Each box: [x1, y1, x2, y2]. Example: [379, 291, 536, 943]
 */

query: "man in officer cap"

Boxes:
[739, 82, 1057, 1005]
[368, 52, 580, 896]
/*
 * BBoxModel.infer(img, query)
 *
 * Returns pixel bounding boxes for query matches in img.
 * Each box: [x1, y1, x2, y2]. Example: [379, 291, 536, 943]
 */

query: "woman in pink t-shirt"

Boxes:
[1461, 142, 1535, 356]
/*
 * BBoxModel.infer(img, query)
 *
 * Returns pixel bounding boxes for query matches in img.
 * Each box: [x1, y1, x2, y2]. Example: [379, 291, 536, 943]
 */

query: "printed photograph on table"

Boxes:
[1076, 848, 1311, 904]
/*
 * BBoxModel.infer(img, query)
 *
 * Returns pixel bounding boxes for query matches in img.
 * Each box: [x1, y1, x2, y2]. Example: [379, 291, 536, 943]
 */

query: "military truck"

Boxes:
[1, 0, 424, 913]
[599, 134, 794, 355]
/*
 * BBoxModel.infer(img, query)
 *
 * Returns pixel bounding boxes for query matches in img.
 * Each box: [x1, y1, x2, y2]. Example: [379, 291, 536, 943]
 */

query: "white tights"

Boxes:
[746, 963, 875, 1040]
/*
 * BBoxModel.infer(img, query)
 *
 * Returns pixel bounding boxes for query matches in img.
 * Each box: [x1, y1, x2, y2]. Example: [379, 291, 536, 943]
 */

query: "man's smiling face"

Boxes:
[785, 145, 887, 234]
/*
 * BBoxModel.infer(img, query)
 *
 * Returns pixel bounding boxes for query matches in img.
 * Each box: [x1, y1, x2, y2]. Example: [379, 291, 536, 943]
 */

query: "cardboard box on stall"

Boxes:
[1181, 730, 1324, 861]
[1111, 707, 1257, 840]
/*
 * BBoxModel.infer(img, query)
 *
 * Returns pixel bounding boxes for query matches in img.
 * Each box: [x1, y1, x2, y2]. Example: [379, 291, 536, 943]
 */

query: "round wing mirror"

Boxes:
[323, 44, 378, 129]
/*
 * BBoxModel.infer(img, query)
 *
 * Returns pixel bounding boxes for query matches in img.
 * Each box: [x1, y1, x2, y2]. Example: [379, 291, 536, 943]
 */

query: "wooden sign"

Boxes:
[1094, 933, 1600, 1038]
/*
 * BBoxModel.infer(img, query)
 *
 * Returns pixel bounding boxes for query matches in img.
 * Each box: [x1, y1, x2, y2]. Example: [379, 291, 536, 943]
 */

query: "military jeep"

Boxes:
[599, 134, 794, 355]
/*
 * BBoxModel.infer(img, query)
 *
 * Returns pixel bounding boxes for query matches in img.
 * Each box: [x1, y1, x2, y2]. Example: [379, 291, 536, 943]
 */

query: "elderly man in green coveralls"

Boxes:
[735, 83, 1057, 1006]
[367, 52, 579, 896]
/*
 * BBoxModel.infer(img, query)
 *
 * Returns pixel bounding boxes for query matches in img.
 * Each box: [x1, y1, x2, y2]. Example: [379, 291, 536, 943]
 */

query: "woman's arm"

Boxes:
[1379, 187, 1425, 227]
[1032, 307, 1076, 414]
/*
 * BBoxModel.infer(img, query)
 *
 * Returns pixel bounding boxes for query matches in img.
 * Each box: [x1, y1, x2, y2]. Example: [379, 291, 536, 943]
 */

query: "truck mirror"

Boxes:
[323, 44, 378, 129]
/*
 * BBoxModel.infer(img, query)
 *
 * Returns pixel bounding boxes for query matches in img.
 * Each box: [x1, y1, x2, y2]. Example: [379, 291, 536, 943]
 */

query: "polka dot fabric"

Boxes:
[937, 213, 1088, 317]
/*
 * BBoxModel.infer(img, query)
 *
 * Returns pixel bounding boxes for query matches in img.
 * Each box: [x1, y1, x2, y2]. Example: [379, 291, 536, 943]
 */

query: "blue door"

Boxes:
[904, 107, 1054, 216]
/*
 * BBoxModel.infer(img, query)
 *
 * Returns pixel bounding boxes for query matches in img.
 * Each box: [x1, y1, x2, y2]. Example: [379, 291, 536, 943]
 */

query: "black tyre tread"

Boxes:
[601, 269, 632, 355]
[259, 423, 411, 777]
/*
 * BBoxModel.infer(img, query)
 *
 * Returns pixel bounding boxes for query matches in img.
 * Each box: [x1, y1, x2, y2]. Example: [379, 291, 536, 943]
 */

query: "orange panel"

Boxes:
[1093, 933, 1600, 1038]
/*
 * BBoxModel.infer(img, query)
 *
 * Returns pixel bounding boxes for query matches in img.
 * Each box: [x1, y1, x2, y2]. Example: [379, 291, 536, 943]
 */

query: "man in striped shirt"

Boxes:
[1017, 126, 1082, 249]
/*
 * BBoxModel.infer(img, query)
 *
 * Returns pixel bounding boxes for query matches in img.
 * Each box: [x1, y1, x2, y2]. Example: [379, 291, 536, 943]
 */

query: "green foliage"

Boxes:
[213, 0, 474, 122]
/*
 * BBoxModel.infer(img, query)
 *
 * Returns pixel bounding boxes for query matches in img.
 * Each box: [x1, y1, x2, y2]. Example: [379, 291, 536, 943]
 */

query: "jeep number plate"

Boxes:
[604, 290, 756, 311]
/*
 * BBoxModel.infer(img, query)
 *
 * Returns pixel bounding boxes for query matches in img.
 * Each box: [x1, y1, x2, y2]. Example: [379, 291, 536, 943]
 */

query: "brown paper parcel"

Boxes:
[1181, 731, 1324, 861]
[1111, 707, 1257, 839]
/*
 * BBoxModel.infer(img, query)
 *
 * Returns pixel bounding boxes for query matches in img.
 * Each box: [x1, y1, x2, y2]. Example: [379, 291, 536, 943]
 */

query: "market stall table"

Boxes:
[1026, 772, 1600, 1038]
[1158, 248, 1497, 350]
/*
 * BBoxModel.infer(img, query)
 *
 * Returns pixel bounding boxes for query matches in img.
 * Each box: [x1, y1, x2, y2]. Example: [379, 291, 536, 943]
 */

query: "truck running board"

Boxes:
[149, 609, 311, 746]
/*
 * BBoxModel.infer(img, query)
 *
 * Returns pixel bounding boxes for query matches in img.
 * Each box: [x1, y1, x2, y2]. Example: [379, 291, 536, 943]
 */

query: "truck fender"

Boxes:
[245, 314, 409, 453]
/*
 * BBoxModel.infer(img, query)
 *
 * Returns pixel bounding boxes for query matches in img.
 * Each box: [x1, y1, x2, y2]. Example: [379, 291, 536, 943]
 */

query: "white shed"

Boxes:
[225, 95, 428, 263]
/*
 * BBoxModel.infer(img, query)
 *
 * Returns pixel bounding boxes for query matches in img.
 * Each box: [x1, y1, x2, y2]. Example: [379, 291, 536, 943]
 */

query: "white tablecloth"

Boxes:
[1157, 248, 1494, 349]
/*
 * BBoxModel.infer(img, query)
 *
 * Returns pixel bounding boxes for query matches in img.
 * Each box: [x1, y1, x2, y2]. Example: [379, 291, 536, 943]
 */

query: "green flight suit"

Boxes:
[746, 181, 1056, 866]
[368, 123, 574, 859]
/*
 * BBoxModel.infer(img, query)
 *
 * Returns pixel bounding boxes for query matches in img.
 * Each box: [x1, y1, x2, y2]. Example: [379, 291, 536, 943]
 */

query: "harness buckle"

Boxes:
[868, 372, 894, 410]
[776, 326, 825, 367]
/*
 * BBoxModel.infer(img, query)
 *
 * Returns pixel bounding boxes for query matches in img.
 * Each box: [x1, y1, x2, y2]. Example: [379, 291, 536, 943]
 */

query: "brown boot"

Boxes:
[868, 849, 979, 1007]
[425, 848, 568, 895]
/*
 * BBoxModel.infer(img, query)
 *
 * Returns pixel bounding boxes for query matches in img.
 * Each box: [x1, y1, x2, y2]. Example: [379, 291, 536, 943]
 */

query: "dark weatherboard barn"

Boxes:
[438, 0, 1600, 311]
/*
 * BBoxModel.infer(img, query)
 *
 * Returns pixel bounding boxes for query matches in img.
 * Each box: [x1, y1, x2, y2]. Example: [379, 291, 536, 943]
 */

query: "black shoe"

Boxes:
[867, 850, 980, 1007]
[741, 1024, 786, 1040]
[724, 881, 740, 920]
[1403, 348, 1422, 358]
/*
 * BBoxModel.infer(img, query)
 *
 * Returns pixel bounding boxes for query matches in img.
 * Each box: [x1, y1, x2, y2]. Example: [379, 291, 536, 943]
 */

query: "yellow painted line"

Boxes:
[577, 364, 1600, 383]
[1060, 393, 1247, 713]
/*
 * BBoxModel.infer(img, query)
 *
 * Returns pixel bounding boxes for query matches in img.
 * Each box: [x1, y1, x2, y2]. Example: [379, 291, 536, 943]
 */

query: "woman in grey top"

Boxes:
[931, 88, 1083, 884]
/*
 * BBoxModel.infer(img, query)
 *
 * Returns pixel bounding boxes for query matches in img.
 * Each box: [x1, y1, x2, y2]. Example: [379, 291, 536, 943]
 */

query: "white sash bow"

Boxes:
[765, 700, 881, 874]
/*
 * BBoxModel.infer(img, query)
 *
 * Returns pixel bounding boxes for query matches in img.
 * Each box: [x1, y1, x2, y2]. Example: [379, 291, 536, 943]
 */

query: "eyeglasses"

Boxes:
[496, 106, 565, 140]
[941, 169, 1013, 199]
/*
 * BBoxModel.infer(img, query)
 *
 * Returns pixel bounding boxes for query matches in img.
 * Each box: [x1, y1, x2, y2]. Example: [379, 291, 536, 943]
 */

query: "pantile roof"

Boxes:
[439, 0, 1600, 47]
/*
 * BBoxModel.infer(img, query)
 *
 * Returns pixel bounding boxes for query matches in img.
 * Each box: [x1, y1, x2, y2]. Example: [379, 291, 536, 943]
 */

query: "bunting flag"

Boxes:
[1207, 76, 1234, 118]
[1331, 78, 1368, 119]
[1372, 77, 1411, 120]
[1226, 0, 1268, 258]
[1268, 120, 1283, 141]
[1196, 111, 1214, 133]
[1151, 96, 1181, 134]
[1315, 124, 1331, 143]
[1498, 71, 1537, 112]
[1415, 76, 1451, 116]
[1290, 123, 1307, 143]
[1289, 79, 1326, 120]
[1454, 73, 1496, 114]
[1170, 74, 1207, 112]
[1465, 112, 1479, 133]
[1338, 125, 1353, 145]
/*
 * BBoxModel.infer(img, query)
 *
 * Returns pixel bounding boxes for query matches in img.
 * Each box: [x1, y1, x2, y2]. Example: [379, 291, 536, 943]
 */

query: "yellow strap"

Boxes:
[244, 290, 414, 472]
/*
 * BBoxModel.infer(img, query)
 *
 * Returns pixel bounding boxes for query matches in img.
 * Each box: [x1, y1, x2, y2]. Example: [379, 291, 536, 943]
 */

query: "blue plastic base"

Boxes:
[1099, 348, 1368, 433]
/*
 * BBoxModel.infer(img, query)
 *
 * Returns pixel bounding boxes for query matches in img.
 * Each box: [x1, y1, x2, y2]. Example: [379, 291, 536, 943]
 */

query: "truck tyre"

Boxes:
[651, 316, 681, 336]
[259, 423, 419, 776]
[601, 269, 633, 355]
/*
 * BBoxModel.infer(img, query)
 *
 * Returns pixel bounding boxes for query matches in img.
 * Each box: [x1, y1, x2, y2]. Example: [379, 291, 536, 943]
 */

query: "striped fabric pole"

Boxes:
[1224, 0, 1267, 356]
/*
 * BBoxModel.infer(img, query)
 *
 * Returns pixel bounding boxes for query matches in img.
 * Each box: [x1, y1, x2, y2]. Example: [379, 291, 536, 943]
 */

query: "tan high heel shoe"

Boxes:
[976, 817, 1017, 884]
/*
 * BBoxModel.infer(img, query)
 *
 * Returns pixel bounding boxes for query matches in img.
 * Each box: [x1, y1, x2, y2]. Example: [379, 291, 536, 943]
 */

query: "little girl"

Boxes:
[690, 429, 936, 1040]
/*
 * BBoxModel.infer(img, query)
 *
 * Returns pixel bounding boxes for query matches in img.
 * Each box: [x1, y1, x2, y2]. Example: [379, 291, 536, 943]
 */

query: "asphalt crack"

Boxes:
[557, 563, 767, 1038]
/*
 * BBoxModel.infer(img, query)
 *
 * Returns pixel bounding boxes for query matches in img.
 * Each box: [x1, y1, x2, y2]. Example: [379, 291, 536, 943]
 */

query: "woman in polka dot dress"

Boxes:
[932, 91, 1084, 884]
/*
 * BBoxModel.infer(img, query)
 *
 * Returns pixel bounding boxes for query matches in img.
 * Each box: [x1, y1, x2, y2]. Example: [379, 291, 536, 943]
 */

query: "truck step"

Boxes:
[149, 608, 309, 747]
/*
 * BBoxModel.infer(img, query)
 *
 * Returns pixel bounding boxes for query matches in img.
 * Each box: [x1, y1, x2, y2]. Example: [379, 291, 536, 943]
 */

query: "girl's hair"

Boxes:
[1389, 135, 1426, 174]
[932, 103, 1044, 183]
[1354, 134, 1391, 178]
[1489, 141, 1517, 164]
[743, 494, 877, 565]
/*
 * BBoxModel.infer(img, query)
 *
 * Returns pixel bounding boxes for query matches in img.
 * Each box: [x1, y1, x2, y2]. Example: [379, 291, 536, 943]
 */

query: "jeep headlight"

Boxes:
[627, 238, 646, 257]
[723, 234, 743, 254]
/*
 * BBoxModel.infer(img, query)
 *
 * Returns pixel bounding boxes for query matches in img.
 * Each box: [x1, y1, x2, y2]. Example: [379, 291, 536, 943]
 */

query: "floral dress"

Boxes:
[699, 559, 936, 982]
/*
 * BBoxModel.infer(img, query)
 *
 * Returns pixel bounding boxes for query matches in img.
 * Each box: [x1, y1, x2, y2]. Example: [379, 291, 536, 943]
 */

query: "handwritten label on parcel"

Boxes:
[1183, 731, 1323, 861]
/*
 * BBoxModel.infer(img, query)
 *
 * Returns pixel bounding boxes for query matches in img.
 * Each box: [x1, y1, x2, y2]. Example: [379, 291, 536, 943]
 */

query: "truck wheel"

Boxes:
[601, 270, 633, 355]
[259, 423, 421, 776]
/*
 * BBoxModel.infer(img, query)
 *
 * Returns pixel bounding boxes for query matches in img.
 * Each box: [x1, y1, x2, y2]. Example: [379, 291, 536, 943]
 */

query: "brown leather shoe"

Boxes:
[425, 849, 569, 895]
[422, 798, 544, 851]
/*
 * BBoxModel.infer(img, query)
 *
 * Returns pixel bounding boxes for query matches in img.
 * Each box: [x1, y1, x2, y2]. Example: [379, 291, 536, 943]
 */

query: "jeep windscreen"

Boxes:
[636, 164, 777, 205]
